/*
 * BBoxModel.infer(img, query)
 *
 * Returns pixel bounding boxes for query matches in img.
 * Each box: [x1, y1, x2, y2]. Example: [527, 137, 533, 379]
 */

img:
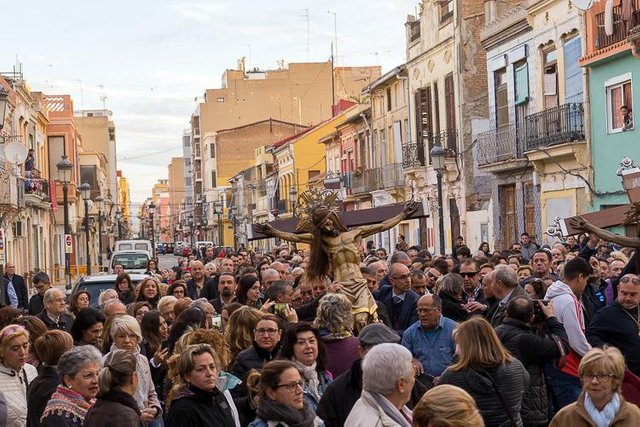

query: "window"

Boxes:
[216, 97, 225, 103]
[495, 69, 509, 128]
[440, 0, 453, 23]
[209, 143, 216, 159]
[543, 47, 559, 109]
[387, 87, 392, 111]
[444, 73, 456, 150]
[514, 62, 529, 106]
[606, 74, 634, 133]
[211, 171, 217, 187]
[564, 37, 583, 104]
[433, 82, 441, 134]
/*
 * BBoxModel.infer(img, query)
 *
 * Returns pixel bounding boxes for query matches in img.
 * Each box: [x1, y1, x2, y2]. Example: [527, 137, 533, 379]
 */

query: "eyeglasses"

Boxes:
[417, 307, 440, 313]
[392, 274, 411, 280]
[583, 373, 614, 382]
[460, 272, 478, 278]
[254, 328, 279, 336]
[274, 380, 304, 392]
[427, 271, 440, 279]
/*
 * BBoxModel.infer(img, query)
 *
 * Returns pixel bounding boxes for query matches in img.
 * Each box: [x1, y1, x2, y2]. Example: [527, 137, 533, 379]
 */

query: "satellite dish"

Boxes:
[572, 0, 594, 11]
[4, 142, 27, 165]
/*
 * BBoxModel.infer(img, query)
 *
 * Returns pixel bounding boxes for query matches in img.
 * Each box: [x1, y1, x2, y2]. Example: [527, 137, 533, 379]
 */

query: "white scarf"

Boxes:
[292, 359, 322, 403]
[584, 392, 620, 427]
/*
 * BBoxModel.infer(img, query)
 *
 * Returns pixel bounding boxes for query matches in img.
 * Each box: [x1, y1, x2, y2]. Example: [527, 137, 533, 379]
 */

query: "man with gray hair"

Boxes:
[28, 271, 52, 315]
[318, 323, 429, 427]
[490, 264, 530, 327]
[261, 268, 281, 290]
[36, 288, 73, 332]
[345, 343, 415, 426]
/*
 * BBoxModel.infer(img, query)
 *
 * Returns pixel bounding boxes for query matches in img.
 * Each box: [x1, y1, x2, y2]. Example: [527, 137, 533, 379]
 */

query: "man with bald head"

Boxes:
[377, 263, 419, 334]
[186, 260, 218, 300]
[401, 294, 456, 380]
[587, 273, 640, 376]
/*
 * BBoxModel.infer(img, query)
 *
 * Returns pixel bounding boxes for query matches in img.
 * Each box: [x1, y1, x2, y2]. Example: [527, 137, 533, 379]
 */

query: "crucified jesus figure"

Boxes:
[255, 201, 420, 331]
[568, 216, 640, 248]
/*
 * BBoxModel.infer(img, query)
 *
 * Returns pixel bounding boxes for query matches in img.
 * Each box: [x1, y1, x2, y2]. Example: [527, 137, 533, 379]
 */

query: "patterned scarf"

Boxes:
[41, 385, 94, 424]
[291, 359, 321, 403]
[256, 397, 316, 427]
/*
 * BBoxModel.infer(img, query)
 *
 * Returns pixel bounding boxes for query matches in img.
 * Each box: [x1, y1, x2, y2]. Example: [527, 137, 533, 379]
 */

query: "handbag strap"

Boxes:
[483, 370, 518, 427]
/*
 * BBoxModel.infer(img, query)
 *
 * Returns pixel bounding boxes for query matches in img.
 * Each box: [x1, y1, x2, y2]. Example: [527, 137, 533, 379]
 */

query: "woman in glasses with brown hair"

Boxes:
[246, 360, 321, 427]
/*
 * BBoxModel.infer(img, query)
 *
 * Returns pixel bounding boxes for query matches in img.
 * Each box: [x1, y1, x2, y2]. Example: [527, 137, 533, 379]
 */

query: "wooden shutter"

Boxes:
[444, 74, 456, 150]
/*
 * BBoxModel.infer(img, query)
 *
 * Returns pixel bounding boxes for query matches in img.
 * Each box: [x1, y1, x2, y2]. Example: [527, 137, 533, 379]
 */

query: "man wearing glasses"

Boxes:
[28, 271, 51, 315]
[587, 274, 640, 376]
[377, 263, 419, 334]
[35, 288, 73, 332]
[401, 294, 456, 385]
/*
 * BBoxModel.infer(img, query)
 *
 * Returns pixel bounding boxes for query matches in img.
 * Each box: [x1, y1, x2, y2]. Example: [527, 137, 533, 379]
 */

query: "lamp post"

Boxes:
[56, 156, 73, 289]
[116, 209, 123, 240]
[80, 182, 92, 276]
[230, 206, 238, 250]
[96, 196, 104, 270]
[430, 143, 446, 255]
[149, 201, 156, 258]
[289, 187, 298, 217]
[0, 86, 8, 130]
[188, 215, 194, 251]
[214, 201, 223, 246]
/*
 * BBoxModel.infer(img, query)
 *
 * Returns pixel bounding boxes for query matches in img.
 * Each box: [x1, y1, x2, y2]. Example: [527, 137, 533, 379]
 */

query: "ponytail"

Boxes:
[99, 349, 137, 397]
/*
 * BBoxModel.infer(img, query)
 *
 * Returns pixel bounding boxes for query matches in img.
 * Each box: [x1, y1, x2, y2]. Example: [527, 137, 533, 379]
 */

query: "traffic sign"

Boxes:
[64, 234, 73, 254]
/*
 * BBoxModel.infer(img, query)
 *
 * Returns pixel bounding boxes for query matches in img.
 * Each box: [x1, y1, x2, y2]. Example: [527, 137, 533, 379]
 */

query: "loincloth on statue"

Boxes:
[338, 278, 378, 316]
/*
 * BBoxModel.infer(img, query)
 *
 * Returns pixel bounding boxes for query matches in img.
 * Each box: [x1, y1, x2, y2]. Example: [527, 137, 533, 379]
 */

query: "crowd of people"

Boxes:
[2, 231, 640, 426]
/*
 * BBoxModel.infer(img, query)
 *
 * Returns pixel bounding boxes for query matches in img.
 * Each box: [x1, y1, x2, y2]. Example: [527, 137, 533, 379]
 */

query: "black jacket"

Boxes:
[35, 311, 73, 332]
[166, 385, 236, 427]
[83, 389, 143, 427]
[438, 291, 469, 323]
[587, 301, 640, 376]
[295, 297, 321, 322]
[27, 365, 60, 427]
[581, 282, 606, 325]
[28, 294, 45, 316]
[36, 310, 73, 333]
[496, 317, 567, 426]
[489, 285, 530, 328]
[378, 288, 420, 334]
[231, 341, 281, 399]
[439, 360, 530, 427]
[2, 273, 29, 308]
[186, 278, 218, 300]
[316, 358, 428, 427]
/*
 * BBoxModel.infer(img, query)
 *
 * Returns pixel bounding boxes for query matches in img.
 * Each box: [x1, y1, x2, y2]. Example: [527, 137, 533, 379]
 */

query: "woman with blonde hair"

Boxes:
[439, 317, 529, 427]
[315, 293, 360, 377]
[166, 344, 240, 427]
[136, 277, 161, 309]
[225, 306, 263, 365]
[0, 324, 38, 426]
[412, 384, 484, 427]
[551, 346, 640, 426]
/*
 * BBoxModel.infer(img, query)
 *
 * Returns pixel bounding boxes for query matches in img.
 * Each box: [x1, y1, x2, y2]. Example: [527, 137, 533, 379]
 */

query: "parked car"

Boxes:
[70, 274, 149, 308]
[110, 250, 151, 274]
[114, 239, 153, 255]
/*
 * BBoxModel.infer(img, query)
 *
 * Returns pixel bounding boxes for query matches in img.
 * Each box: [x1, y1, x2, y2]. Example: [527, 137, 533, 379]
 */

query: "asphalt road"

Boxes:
[158, 254, 179, 270]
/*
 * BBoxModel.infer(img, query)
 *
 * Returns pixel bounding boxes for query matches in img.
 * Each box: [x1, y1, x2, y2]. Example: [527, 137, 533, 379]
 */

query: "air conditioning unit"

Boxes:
[12, 220, 25, 238]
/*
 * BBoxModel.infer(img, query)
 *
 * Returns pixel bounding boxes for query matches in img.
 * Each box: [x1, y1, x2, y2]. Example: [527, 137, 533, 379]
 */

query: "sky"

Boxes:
[2, 0, 418, 210]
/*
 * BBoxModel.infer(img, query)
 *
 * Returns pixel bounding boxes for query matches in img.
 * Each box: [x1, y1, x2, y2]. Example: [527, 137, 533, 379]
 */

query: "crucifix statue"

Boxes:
[255, 189, 419, 331]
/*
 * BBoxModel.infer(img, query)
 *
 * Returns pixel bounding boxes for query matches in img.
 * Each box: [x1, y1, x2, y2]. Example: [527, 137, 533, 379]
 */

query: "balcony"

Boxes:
[402, 130, 458, 168]
[477, 123, 529, 173]
[594, 0, 640, 50]
[525, 103, 585, 151]
[24, 168, 50, 207]
[350, 163, 405, 195]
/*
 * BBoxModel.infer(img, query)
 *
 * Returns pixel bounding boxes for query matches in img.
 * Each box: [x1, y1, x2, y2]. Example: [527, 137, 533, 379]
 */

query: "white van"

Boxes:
[110, 250, 151, 274]
[114, 240, 153, 255]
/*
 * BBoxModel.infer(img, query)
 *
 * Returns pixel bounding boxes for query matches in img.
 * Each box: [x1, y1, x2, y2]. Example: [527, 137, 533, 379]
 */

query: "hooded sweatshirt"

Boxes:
[544, 281, 591, 357]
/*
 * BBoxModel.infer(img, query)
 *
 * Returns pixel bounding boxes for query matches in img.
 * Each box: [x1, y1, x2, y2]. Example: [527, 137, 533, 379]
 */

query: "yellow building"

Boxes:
[116, 171, 131, 238]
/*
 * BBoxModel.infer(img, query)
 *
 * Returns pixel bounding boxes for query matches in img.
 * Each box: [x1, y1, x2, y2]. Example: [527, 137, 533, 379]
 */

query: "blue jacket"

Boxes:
[401, 316, 457, 376]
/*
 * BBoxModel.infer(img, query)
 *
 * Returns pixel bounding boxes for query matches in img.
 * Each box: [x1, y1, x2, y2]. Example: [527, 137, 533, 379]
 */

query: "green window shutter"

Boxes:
[514, 63, 529, 105]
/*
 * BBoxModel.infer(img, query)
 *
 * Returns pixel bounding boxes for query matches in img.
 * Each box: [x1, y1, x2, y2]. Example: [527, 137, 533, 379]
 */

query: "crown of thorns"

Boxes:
[295, 188, 343, 232]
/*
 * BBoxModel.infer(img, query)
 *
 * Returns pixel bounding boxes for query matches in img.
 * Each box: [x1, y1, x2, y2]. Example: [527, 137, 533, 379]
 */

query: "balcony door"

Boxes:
[500, 184, 517, 248]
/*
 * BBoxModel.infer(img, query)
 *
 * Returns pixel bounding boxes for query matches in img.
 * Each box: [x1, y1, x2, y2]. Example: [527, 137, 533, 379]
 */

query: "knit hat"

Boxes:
[358, 323, 401, 346]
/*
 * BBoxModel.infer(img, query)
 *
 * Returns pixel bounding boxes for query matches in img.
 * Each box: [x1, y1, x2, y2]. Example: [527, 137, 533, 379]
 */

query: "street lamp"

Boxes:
[80, 182, 92, 276]
[56, 155, 73, 289]
[430, 143, 446, 255]
[116, 209, 123, 240]
[213, 201, 223, 246]
[0, 86, 8, 130]
[96, 196, 104, 270]
[149, 201, 156, 258]
[230, 206, 238, 250]
[289, 187, 298, 217]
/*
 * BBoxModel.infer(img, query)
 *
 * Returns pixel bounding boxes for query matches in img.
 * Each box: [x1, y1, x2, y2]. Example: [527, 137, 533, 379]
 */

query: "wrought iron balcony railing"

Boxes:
[525, 103, 585, 151]
[348, 163, 405, 195]
[402, 130, 457, 168]
[477, 123, 524, 166]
